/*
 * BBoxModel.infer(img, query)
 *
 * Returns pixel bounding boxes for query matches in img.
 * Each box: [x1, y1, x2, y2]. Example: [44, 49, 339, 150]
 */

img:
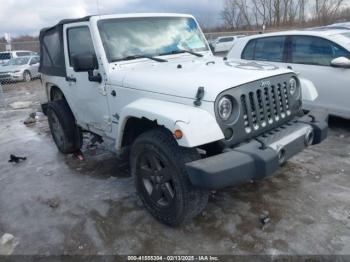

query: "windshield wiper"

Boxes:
[112, 55, 167, 63]
[163, 49, 203, 57]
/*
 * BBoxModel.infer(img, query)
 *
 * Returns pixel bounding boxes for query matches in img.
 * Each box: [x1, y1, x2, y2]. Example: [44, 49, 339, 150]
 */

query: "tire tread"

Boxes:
[130, 128, 208, 226]
[47, 100, 82, 154]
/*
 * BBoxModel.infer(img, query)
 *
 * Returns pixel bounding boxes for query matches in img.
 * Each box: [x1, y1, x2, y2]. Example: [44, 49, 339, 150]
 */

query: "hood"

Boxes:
[0, 65, 26, 73]
[108, 56, 292, 102]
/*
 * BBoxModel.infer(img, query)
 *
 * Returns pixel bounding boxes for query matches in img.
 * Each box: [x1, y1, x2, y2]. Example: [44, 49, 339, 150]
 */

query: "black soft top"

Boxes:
[39, 16, 91, 77]
[40, 16, 91, 35]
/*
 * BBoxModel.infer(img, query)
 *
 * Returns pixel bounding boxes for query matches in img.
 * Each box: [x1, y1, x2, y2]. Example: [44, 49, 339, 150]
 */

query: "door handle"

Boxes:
[287, 66, 293, 70]
[65, 76, 77, 82]
[111, 90, 116, 97]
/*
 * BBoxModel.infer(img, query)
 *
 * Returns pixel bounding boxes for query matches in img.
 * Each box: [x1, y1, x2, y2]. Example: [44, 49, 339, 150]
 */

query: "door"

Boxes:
[29, 57, 40, 77]
[64, 24, 111, 134]
[286, 35, 350, 116]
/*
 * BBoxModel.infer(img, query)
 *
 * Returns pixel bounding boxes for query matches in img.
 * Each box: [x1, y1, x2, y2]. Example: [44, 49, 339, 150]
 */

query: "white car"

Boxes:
[210, 35, 245, 53]
[39, 13, 327, 226]
[0, 56, 40, 83]
[0, 50, 38, 66]
[228, 29, 350, 119]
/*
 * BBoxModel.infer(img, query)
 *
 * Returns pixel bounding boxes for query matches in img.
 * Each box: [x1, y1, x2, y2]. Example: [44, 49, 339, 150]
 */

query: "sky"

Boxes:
[0, 0, 225, 37]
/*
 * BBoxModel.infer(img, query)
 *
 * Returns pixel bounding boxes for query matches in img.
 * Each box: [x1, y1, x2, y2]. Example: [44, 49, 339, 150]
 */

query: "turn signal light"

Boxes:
[174, 130, 183, 139]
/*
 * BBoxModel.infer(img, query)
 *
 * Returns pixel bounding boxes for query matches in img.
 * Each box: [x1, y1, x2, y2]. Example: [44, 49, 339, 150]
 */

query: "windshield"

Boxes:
[98, 17, 209, 62]
[0, 53, 11, 61]
[7, 57, 30, 66]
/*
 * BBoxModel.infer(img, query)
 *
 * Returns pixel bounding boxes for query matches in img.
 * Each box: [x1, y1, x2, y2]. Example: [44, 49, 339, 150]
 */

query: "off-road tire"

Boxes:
[47, 100, 83, 154]
[130, 128, 209, 227]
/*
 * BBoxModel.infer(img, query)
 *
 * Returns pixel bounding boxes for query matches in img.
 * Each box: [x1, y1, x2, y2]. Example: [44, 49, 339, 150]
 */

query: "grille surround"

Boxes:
[0, 73, 10, 79]
[215, 73, 301, 147]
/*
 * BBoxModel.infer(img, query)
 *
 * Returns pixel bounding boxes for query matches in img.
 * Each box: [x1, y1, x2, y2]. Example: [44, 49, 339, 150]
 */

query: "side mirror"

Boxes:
[331, 57, 350, 68]
[71, 53, 98, 72]
[71, 53, 102, 83]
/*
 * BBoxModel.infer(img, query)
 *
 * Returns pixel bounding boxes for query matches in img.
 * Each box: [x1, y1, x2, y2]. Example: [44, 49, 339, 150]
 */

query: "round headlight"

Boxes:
[289, 77, 298, 95]
[218, 96, 233, 121]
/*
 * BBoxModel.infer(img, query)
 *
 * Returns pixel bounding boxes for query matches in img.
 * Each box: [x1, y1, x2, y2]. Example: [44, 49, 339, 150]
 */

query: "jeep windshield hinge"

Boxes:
[98, 85, 107, 96]
[194, 86, 205, 106]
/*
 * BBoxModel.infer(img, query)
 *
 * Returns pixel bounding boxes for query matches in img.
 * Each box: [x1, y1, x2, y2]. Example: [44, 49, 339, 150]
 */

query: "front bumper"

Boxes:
[186, 110, 328, 190]
[0, 72, 23, 82]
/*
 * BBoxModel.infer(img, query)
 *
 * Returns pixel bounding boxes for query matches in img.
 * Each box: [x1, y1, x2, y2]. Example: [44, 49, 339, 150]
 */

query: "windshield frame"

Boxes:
[97, 16, 210, 63]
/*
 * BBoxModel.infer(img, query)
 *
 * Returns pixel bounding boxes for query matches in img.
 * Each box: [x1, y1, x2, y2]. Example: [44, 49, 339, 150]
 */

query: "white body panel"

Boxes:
[62, 22, 111, 134]
[116, 98, 224, 149]
[228, 29, 350, 119]
[107, 57, 293, 102]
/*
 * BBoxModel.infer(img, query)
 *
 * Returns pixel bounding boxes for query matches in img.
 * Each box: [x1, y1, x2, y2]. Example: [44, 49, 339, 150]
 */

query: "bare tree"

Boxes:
[252, 0, 271, 27]
[235, 0, 253, 28]
[221, 0, 240, 29]
[220, 0, 347, 30]
[313, 0, 345, 24]
[299, 0, 306, 23]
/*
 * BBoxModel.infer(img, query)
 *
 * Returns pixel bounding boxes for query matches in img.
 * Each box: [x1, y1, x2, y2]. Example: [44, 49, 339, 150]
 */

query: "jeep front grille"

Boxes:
[241, 83, 291, 134]
[215, 73, 300, 147]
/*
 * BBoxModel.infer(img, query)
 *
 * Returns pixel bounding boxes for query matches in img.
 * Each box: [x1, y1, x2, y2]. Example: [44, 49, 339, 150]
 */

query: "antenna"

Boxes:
[96, 0, 101, 15]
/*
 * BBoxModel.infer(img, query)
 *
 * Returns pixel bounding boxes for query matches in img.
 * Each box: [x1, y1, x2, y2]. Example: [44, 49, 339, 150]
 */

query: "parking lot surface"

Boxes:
[0, 80, 349, 255]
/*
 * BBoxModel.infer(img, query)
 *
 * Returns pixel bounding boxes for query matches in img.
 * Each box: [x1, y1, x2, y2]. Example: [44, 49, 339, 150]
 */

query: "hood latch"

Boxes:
[194, 86, 205, 106]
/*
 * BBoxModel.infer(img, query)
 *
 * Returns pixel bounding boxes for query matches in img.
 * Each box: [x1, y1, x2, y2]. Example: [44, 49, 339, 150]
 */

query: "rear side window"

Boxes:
[291, 36, 350, 66]
[0, 53, 11, 60]
[42, 29, 63, 68]
[67, 26, 95, 66]
[39, 24, 66, 77]
[242, 36, 286, 62]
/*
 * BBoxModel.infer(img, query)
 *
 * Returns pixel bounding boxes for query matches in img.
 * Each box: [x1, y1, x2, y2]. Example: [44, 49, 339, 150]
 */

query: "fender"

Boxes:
[299, 77, 318, 101]
[116, 98, 224, 149]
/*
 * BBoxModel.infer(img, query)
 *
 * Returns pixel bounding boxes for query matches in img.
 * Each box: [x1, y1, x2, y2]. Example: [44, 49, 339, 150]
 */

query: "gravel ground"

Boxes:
[0, 80, 349, 257]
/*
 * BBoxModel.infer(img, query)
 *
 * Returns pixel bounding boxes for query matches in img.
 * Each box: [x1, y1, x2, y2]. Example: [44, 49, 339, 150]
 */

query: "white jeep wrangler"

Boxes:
[39, 13, 328, 226]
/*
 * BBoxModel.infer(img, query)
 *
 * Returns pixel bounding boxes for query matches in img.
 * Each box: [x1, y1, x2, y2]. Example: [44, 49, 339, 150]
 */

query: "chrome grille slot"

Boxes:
[282, 82, 290, 112]
[240, 81, 291, 134]
[241, 95, 249, 129]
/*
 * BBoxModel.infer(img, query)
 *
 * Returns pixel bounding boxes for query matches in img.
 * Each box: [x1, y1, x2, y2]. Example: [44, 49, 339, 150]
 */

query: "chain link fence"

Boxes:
[0, 41, 39, 53]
